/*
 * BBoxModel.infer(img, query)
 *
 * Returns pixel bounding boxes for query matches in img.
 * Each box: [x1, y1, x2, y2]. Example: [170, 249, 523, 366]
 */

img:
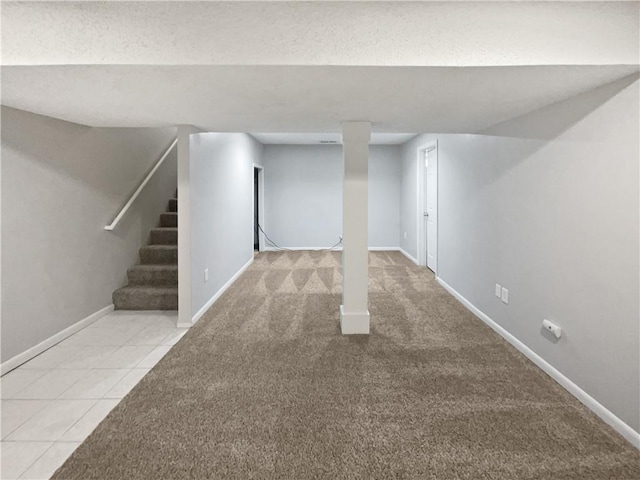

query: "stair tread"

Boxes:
[151, 227, 177, 231]
[114, 286, 178, 294]
[140, 244, 177, 250]
[129, 264, 178, 270]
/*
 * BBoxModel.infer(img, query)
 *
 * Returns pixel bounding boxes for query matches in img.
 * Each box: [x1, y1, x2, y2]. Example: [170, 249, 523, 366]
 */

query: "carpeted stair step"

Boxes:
[149, 227, 177, 245]
[139, 245, 178, 264]
[113, 286, 178, 310]
[167, 198, 178, 212]
[127, 264, 178, 287]
[160, 212, 177, 227]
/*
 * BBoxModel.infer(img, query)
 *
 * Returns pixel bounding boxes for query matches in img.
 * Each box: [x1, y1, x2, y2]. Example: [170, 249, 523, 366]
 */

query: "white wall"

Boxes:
[189, 132, 263, 319]
[262, 145, 401, 249]
[400, 75, 640, 432]
[1, 106, 177, 363]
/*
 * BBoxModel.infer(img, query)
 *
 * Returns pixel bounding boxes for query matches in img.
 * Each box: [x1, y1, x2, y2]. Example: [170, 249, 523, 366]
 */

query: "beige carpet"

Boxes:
[54, 251, 639, 479]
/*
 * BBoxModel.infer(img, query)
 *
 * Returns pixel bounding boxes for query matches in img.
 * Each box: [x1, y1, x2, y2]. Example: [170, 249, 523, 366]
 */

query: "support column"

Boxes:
[340, 121, 371, 334]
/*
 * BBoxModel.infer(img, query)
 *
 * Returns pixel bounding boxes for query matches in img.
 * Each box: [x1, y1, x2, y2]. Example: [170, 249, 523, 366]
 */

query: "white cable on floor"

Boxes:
[257, 224, 342, 252]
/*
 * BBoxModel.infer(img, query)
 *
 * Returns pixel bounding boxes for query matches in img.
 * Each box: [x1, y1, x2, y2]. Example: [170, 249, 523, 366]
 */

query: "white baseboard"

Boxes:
[188, 257, 255, 326]
[436, 276, 640, 449]
[399, 248, 419, 265]
[263, 247, 402, 252]
[340, 305, 370, 334]
[1, 304, 114, 376]
[263, 246, 341, 251]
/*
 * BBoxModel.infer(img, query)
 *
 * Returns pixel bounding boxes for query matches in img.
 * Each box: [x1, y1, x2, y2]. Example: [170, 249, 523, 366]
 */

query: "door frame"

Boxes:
[253, 164, 265, 252]
[416, 140, 438, 273]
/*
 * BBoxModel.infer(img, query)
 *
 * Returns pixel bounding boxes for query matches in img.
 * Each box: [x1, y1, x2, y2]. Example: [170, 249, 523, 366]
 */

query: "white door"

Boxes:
[425, 146, 438, 272]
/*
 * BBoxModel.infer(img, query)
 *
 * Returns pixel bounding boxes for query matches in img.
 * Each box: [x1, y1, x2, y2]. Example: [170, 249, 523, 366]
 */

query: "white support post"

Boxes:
[340, 121, 371, 334]
[177, 125, 195, 328]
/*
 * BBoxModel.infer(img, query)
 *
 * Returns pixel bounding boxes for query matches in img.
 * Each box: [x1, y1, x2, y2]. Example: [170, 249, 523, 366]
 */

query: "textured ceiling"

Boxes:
[3, 1, 638, 66]
[2, 65, 638, 132]
[2, 66, 637, 133]
[2, 2, 638, 133]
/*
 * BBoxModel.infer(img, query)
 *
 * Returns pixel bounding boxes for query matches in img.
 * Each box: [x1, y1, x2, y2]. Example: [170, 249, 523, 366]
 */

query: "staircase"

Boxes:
[113, 192, 178, 310]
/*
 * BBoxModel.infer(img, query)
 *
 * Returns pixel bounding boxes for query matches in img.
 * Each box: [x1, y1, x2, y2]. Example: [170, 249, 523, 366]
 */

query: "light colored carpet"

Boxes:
[53, 251, 639, 479]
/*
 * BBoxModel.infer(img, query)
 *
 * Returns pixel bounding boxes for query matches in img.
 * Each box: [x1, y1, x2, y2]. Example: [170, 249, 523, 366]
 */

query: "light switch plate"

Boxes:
[495, 284, 502, 298]
[501, 287, 509, 304]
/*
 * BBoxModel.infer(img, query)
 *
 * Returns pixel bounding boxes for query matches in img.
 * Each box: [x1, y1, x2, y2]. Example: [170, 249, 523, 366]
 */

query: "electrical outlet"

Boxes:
[501, 287, 509, 304]
[204, 268, 209, 282]
[495, 284, 501, 298]
[542, 319, 562, 338]
[404, 232, 407, 239]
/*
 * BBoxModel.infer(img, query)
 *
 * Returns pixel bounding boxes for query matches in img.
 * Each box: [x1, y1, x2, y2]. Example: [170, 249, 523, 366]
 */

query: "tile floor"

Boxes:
[1, 311, 187, 479]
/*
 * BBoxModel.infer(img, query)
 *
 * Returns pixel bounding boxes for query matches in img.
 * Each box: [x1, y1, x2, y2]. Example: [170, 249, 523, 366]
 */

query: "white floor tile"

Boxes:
[12, 370, 89, 400]
[59, 399, 119, 442]
[161, 329, 188, 346]
[58, 369, 129, 399]
[98, 345, 155, 369]
[59, 326, 140, 347]
[5, 400, 96, 441]
[55, 346, 119, 370]
[1, 310, 185, 476]
[19, 347, 74, 370]
[20, 346, 118, 371]
[92, 312, 177, 330]
[19, 442, 80, 479]
[104, 369, 151, 399]
[1, 401, 49, 439]
[137, 345, 172, 368]
[1, 370, 49, 399]
[90, 315, 142, 329]
[125, 326, 180, 346]
[0, 441, 52, 480]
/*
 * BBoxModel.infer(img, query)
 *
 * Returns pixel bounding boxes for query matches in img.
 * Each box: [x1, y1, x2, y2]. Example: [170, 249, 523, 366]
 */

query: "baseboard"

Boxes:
[1, 304, 114, 376]
[189, 257, 254, 326]
[436, 276, 640, 449]
[263, 246, 341, 251]
[399, 248, 419, 265]
[340, 305, 370, 334]
[263, 247, 402, 252]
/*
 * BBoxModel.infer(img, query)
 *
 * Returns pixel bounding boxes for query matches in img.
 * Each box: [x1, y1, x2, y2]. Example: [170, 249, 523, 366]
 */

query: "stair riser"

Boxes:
[128, 270, 178, 287]
[160, 213, 177, 228]
[113, 291, 178, 310]
[150, 229, 177, 245]
[140, 248, 178, 265]
[168, 199, 178, 212]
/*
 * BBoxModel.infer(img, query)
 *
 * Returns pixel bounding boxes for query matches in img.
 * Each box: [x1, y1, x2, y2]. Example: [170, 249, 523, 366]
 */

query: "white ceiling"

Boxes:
[2, 65, 638, 133]
[2, 2, 637, 134]
[3, 1, 638, 67]
[251, 133, 417, 145]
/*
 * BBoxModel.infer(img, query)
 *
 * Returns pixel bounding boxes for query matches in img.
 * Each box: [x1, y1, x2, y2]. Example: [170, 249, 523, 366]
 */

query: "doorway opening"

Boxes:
[418, 141, 438, 273]
[254, 165, 264, 252]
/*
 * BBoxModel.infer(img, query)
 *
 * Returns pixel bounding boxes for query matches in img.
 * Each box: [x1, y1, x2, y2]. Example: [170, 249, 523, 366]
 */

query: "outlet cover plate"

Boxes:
[501, 287, 509, 304]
